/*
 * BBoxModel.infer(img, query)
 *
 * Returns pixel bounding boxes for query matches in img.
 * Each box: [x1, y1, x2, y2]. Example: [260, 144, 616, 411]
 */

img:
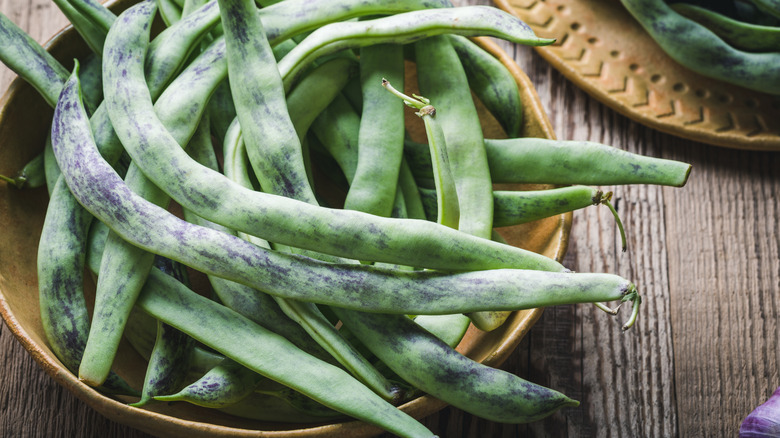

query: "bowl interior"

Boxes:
[0, 8, 570, 438]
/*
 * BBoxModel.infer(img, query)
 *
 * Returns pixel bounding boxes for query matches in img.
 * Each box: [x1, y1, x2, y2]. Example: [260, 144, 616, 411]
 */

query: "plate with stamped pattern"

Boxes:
[494, 0, 780, 151]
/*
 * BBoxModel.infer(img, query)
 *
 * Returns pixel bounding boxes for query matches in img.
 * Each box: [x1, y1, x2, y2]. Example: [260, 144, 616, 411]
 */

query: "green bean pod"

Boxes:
[310, 94, 361, 184]
[219, 6, 406, 397]
[0, 12, 69, 107]
[217, 390, 344, 423]
[619, 0, 780, 94]
[220, 0, 317, 202]
[448, 34, 522, 138]
[130, 256, 195, 407]
[406, 137, 691, 187]
[65, 0, 117, 33]
[334, 308, 579, 423]
[53, 0, 107, 56]
[751, 0, 780, 19]
[134, 267, 436, 437]
[155, 358, 263, 408]
[158, 0, 183, 25]
[278, 6, 555, 90]
[670, 3, 780, 52]
[420, 185, 608, 228]
[0, 152, 45, 189]
[146, 0, 220, 94]
[81, 2, 229, 387]
[342, 44, 406, 218]
[287, 56, 358, 142]
[415, 34, 503, 330]
[384, 80, 460, 229]
[37, 178, 137, 396]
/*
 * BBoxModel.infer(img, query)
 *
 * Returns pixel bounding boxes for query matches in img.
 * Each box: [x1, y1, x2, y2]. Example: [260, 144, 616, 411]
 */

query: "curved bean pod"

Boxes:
[0, 152, 45, 189]
[64, 0, 117, 33]
[334, 308, 579, 423]
[154, 358, 263, 408]
[37, 177, 137, 396]
[310, 94, 361, 184]
[670, 2, 780, 52]
[220, 0, 316, 202]
[383, 79, 460, 229]
[414, 34, 501, 330]
[278, 6, 555, 90]
[619, 0, 780, 94]
[286, 56, 358, 142]
[219, 6, 410, 399]
[53, 0, 107, 56]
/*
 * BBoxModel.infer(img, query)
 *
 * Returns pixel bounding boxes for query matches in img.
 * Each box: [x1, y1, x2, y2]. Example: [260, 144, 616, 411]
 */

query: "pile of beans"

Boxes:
[620, 0, 780, 95]
[0, 0, 692, 436]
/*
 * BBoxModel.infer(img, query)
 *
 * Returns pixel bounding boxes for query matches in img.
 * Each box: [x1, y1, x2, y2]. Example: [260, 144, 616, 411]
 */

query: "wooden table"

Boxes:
[1, 0, 778, 436]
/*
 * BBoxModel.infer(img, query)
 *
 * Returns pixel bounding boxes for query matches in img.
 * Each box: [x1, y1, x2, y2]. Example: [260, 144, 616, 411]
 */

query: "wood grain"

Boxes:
[1, 0, 778, 437]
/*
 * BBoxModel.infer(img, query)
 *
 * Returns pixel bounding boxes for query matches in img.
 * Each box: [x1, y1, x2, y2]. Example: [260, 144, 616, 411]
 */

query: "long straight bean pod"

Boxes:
[419, 185, 608, 228]
[406, 137, 691, 187]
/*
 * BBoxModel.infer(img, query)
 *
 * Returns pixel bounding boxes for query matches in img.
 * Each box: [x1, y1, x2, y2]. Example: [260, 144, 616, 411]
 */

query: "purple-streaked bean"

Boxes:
[133, 265, 436, 437]
[334, 307, 580, 424]
[218, 6, 403, 396]
[37, 177, 137, 396]
[131, 257, 194, 407]
[154, 358, 263, 408]
[220, 0, 317, 202]
[0, 11, 68, 107]
[57, 67, 638, 318]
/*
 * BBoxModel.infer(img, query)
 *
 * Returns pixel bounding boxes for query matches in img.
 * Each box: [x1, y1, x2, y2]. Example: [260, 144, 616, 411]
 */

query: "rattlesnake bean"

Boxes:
[278, 6, 555, 90]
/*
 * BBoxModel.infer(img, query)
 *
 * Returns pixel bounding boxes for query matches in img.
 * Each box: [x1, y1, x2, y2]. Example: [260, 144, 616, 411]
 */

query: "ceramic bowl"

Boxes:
[0, 4, 570, 436]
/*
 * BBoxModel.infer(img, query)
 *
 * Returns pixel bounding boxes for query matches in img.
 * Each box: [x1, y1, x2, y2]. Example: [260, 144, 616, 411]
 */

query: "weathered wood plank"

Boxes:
[1, 1, 778, 437]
